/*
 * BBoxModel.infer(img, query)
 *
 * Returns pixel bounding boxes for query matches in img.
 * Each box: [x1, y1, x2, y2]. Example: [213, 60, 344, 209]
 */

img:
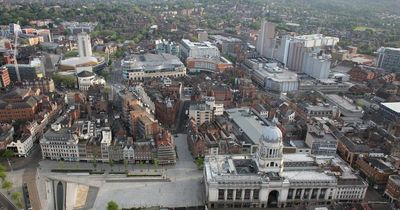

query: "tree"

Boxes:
[123, 159, 128, 172]
[2, 180, 12, 191]
[153, 158, 159, 169]
[1, 150, 14, 159]
[91, 157, 97, 171]
[109, 159, 114, 171]
[107, 200, 119, 210]
[0, 171, 6, 181]
[11, 191, 22, 203]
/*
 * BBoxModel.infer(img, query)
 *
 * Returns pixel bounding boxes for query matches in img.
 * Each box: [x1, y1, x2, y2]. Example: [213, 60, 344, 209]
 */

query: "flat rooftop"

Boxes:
[381, 102, 400, 114]
[326, 94, 361, 112]
[225, 108, 268, 145]
[281, 170, 336, 182]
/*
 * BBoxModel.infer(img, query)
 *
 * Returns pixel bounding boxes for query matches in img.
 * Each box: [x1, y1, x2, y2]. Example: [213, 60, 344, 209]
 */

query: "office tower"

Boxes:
[376, 47, 400, 72]
[77, 32, 92, 57]
[256, 21, 276, 58]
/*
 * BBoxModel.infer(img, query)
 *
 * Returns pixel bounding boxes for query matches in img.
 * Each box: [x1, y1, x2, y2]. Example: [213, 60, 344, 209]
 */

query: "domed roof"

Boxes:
[261, 125, 282, 142]
[77, 70, 95, 78]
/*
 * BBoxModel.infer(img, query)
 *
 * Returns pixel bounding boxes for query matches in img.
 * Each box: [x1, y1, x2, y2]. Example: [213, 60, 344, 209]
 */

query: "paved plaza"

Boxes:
[37, 133, 205, 210]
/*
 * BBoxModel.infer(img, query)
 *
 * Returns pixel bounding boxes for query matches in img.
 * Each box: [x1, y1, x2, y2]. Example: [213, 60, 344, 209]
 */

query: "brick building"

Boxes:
[384, 175, 400, 203]
[0, 67, 10, 88]
[348, 66, 377, 82]
[355, 157, 397, 189]
[0, 88, 41, 122]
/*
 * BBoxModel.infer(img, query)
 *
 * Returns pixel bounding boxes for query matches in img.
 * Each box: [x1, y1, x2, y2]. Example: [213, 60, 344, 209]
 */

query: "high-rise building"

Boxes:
[9, 23, 21, 35]
[256, 21, 276, 58]
[302, 52, 331, 79]
[77, 32, 92, 57]
[376, 47, 400, 72]
[277, 34, 338, 73]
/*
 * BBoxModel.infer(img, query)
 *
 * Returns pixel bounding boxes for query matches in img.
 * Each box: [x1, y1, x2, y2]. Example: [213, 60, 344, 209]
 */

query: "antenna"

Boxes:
[13, 21, 21, 82]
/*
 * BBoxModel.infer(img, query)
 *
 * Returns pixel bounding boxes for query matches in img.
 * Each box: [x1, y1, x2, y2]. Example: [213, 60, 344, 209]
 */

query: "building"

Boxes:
[204, 96, 224, 116]
[40, 122, 80, 161]
[5, 63, 39, 82]
[189, 103, 214, 126]
[299, 79, 350, 93]
[197, 30, 209, 42]
[21, 78, 55, 93]
[186, 57, 233, 73]
[384, 175, 400, 202]
[180, 39, 220, 60]
[305, 118, 338, 156]
[122, 53, 186, 81]
[251, 62, 299, 93]
[209, 35, 244, 57]
[376, 47, 400, 72]
[337, 137, 369, 166]
[9, 23, 21, 34]
[347, 66, 378, 82]
[77, 71, 105, 91]
[77, 32, 92, 57]
[0, 88, 41, 122]
[0, 67, 10, 88]
[302, 53, 331, 79]
[300, 103, 338, 118]
[379, 102, 400, 122]
[204, 125, 367, 209]
[155, 39, 180, 56]
[355, 157, 397, 189]
[277, 34, 338, 72]
[59, 56, 106, 73]
[256, 21, 276, 58]
[0, 124, 14, 150]
[325, 94, 364, 118]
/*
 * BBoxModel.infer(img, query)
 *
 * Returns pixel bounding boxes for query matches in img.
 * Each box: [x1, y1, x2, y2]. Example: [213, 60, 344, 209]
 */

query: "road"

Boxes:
[0, 192, 17, 210]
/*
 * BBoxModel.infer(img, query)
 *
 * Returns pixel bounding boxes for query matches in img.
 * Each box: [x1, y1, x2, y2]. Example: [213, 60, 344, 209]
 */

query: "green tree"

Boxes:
[11, 191, 22, 208]
[153, 158, 159, 169]
[123, 159, 128, 172]
[1, 150, 14, 159]
[2, 180, 12, 191]
[107, 200, 119, 210]
[0, 171, 6, 181]
[91, 157, 97, 171]
[109, 159, 114, 171]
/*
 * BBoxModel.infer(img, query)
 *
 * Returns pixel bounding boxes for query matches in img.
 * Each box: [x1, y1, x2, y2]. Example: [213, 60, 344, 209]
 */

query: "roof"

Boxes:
[281, 171, 336, 182]
[60, 56, 98, 67]
[380, 102, 400, 114]
[77, 70, 95, 77]
[122, 53, 184, 72]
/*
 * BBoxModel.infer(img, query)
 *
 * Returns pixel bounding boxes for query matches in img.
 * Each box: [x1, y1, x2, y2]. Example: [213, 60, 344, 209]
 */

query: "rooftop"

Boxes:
[225, 107, 268, 145]
[122, 53, 184, 71]
[381, 102, 400, 114]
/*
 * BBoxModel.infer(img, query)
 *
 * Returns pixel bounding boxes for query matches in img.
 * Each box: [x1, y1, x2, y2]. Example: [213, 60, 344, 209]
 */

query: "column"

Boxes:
[250, 189, 254, 201]
[233, 189, 236, 200]
[300, 188, 305, 200]
[224, 189, 227, 201]
[316, 188, 321, 200]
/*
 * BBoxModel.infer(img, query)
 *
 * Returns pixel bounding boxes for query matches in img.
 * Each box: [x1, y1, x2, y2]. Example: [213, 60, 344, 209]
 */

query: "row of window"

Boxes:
[218, 189, 259, 201]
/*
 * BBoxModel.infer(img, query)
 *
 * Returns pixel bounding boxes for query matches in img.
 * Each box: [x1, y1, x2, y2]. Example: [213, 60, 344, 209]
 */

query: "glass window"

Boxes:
[218, 189, 225, 200]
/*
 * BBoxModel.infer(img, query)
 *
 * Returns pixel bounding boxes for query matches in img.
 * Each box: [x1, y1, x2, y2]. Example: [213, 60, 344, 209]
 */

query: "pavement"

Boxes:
[37, 133, 204, 210]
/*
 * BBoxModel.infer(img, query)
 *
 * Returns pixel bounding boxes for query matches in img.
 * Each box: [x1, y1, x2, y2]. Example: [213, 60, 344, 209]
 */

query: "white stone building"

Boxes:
[77, 32, 92, 57]
[204, 124, 367, 209]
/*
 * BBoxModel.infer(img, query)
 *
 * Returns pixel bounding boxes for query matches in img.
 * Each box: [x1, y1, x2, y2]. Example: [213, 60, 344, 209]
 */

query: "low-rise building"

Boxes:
[188, 103, 214, 126]
[348, 66, 377, 82]
[305, 117, 338, 156]
[0, 88, 41, 122]
[355, 157, 397, 189]
[251, 63, 299, 93]
[122, 53, 186, 81]
[325, 94, 364, 118]
[0, 124, 14, 150]
[0, 67, 10, 88]
[21, 77, 55, 93]
[384, 175, 400, 202]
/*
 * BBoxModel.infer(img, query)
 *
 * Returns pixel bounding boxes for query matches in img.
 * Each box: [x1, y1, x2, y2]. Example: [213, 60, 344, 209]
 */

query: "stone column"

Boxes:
[224, 189, 227, 200]
[316, 188, 321, 200]
[250, 189, 254, 201]
[300, 188, 305, 200]
[233, 189, 236, 200]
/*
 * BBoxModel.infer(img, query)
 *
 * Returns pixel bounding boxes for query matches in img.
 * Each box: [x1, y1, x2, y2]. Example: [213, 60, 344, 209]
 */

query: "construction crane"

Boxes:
[13, 21, 21, 82]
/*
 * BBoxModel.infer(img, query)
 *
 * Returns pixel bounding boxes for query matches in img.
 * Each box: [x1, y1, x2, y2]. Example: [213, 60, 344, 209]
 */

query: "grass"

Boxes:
[353, 26, 377, 32]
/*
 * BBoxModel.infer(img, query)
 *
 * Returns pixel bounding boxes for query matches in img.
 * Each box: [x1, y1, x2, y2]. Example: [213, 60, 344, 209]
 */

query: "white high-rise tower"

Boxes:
[256, 21, 276, 58]
[77, 32, 92, 57]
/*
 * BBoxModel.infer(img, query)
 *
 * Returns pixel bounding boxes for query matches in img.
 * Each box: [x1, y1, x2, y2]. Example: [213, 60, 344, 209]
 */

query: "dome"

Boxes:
[261, 125, 282, 142]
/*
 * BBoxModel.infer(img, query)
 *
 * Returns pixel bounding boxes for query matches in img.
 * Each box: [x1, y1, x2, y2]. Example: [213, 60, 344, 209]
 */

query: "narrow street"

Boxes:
[23, 168, 42, 210]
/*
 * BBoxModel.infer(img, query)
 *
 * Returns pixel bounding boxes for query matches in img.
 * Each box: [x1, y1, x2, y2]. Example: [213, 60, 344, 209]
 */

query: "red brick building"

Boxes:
[348, 66, 377, 82]
[0, 67, 10, 88]
[384, 175, 400, 202]
[355, 157, 397, 189]
[154, 96, 180, 128]
[0, 88, 41, 122]
[209, 86, 232, 107]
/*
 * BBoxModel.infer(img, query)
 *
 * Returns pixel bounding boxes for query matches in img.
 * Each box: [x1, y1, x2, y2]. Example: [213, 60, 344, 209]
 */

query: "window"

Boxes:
[218, 189, 225, 200]
[287, 189, 294, 199]
[236, 189, 242, 200]
[295, 189, 301, 199]
[319, 189, 327, 199]
[311, 189, 318, 199]
[304, 188, 310, 199]
[244, 189, 251, 200]
[227, 189, 233, 200]
[253, 189, 260, 200]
